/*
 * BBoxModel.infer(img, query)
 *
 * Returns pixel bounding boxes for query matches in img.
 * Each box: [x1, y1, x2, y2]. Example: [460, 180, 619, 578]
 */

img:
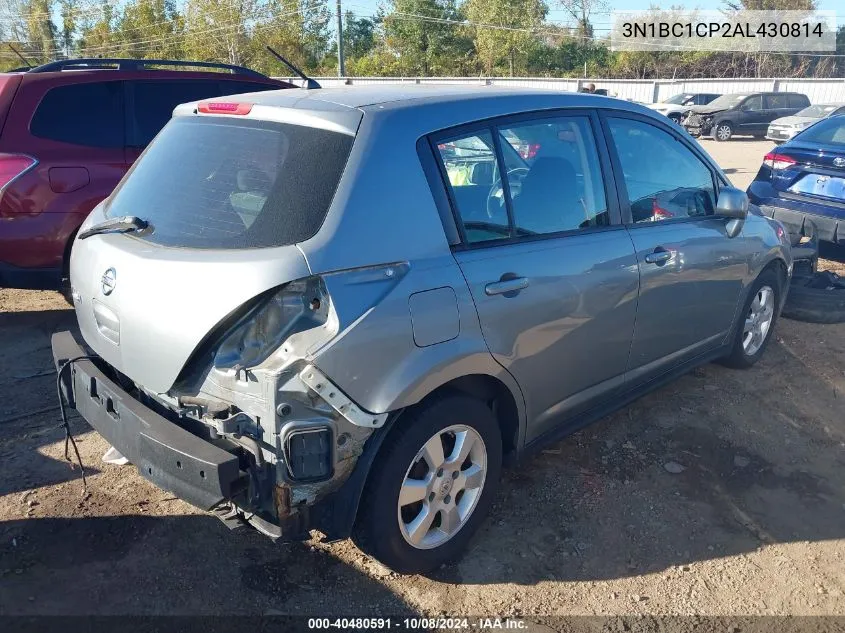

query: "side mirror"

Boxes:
[716, 187, 748, 238]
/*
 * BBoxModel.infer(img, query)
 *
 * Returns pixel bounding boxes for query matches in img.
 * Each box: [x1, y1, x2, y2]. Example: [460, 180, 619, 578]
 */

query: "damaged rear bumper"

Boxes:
[52, 330, 245, 510]
[51, 329, 382, 542]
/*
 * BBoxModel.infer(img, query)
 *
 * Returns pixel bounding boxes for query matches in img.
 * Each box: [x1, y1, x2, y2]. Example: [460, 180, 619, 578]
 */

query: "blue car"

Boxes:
[748, 114, 845, 246]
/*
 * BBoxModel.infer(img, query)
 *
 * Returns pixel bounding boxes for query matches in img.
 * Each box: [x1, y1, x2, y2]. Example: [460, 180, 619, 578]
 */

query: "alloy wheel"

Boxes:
[716, 124, 732, 141]
[397, 425, 487, 550]
[743, 285, 775, 356]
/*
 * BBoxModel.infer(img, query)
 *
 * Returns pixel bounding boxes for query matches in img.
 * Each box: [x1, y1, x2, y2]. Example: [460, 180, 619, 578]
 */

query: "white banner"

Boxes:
[610, 10, 837, 53]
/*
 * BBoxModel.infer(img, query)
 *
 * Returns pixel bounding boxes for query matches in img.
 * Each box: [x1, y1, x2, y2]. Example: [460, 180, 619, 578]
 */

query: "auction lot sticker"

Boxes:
[610, 10, 836, 52]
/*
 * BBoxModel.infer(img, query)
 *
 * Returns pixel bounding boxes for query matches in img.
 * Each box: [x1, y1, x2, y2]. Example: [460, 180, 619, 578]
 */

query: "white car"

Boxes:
[766, 103, 845, 143]
[647, 92, 722, 124]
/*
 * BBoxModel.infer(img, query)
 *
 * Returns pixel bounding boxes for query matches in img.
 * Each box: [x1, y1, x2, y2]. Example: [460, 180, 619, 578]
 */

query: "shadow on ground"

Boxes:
[0, 515, 419, 615]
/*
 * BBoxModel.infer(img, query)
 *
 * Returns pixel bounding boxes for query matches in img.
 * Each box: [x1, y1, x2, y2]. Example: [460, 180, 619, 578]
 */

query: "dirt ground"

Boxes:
[1, 140, 844, 619]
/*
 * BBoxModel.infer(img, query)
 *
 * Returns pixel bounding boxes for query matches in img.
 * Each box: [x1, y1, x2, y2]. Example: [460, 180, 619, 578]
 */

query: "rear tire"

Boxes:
[721, 269, 781, 369]
[59, 229, 79, 306]
[353, 394, 502, 574]
[59, 279, 74, 306]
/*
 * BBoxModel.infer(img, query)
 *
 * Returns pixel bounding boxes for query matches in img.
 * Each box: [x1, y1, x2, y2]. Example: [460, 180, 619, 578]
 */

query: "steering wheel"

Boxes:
[486, 167, 529, 219]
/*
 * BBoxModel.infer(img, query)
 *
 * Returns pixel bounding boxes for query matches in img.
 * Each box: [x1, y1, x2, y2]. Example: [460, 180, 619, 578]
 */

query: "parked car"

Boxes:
[749, 113, 845, 247]
[53, 86, 792, 574]
[0, 58, 293, 295]
[682, 92, 810, 141]
[647, 92, 721, 123]
[766, 103, 845, 143]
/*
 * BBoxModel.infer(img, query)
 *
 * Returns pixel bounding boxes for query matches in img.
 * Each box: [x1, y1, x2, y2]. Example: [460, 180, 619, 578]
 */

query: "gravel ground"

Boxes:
[1, 141, 844, 619]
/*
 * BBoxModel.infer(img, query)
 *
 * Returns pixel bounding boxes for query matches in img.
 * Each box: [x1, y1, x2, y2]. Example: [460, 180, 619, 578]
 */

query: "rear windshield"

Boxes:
[796, 104, 839, 118]
[105, 116, 354, 249]
[793, 116, 845, 146]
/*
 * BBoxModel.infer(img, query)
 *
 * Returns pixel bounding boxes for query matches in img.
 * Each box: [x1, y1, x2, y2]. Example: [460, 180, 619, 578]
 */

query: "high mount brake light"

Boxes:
[763, 152, 797, 170]
[0, 154, 36, 191]
[197, 102, 253, 115]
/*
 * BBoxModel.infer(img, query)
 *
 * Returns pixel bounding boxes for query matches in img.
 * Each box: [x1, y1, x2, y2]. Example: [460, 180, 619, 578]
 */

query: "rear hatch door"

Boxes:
[71, 106, 359, 393]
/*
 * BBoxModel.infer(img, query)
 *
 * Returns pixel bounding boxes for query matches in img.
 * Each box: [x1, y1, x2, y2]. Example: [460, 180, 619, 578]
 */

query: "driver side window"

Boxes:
[742, 95, 763, 111]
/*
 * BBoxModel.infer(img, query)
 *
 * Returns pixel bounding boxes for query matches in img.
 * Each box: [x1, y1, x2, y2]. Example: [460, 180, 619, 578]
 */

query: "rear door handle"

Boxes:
[485, 277, 529, 296]
[644, 249, 672, 265]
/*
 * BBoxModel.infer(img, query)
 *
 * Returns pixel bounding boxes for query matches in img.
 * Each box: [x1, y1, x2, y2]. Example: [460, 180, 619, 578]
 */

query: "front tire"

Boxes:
[721, 269, 781, 369]
[713, 121, 733, 142]
[354, 395, 502, 574]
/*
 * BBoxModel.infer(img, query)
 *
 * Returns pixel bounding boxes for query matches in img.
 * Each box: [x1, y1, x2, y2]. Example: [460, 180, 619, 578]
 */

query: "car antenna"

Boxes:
[266, 46, 320, 89]
[8, 43, 33, 69]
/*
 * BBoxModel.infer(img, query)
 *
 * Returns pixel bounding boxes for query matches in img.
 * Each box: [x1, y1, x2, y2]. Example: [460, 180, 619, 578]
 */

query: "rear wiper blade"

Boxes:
[78, 216, 148, 240]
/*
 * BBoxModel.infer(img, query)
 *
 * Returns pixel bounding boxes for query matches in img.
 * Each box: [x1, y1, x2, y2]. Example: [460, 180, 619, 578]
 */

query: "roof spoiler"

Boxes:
[266, 47, 320, 90]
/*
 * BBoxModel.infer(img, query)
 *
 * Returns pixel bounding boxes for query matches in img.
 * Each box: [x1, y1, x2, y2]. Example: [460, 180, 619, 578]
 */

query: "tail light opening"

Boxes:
[0, 154, 37, 192]
[764, 152, 797, 171]
[213, 276, 332, 371]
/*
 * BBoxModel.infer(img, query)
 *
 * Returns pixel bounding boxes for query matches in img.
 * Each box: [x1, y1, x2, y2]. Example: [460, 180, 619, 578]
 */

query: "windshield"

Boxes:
[706, 94, 747, 109]
[796, 104, 839, 118]
[664, 94, 693, 105]
[105, 116, 354, 249]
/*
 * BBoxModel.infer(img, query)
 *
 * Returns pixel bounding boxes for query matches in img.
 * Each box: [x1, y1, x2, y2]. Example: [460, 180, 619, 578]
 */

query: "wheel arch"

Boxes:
[62, 225, 80, 280]
[713, 119, 734, 139]
[413, 373, 522, 457]
[760, 255, 789, 310]
[312, 371, 526, 542]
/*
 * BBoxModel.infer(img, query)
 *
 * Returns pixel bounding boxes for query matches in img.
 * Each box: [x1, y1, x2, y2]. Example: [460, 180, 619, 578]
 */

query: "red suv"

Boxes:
[0, 58, 293, 293]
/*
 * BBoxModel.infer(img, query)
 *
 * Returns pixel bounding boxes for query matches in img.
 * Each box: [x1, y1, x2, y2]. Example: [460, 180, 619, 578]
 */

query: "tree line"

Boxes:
[1, 0, 843, 78]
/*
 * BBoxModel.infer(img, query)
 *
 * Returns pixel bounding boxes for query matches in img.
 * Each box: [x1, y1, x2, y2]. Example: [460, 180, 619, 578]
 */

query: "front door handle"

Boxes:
[485, 277, 529, 296]
[644, 249, 672, 265]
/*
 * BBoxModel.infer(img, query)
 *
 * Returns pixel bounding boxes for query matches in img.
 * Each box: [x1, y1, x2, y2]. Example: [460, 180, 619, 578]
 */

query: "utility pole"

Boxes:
[336, 0, 345, 77]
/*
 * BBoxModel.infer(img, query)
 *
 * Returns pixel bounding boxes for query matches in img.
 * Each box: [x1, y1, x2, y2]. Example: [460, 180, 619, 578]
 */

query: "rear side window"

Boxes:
[219, 81, 280, 96]
[30, 82, 123, 148]
[499, 118, 608, 235]
[129, 80, 224, 147]
[129, 80, 279, 147]
[788, 94, 810, 108]
[765, 94, 789, 109]
[105, 116, 353, 249]
[436, 116, 608, 244]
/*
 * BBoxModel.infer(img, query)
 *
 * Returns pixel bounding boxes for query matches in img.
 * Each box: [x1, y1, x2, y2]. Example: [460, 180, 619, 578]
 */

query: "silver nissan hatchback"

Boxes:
[53, 86, 792, 574]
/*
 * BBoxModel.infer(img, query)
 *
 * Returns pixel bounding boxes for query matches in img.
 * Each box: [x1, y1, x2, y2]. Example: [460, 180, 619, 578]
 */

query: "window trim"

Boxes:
[427, 108, 624, 251]
[417, 136, 461, 246]
[599, 109, 726, 228]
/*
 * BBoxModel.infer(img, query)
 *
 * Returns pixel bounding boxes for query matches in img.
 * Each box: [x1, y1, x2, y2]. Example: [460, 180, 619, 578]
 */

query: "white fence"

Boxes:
[276, 76, 845, 104]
